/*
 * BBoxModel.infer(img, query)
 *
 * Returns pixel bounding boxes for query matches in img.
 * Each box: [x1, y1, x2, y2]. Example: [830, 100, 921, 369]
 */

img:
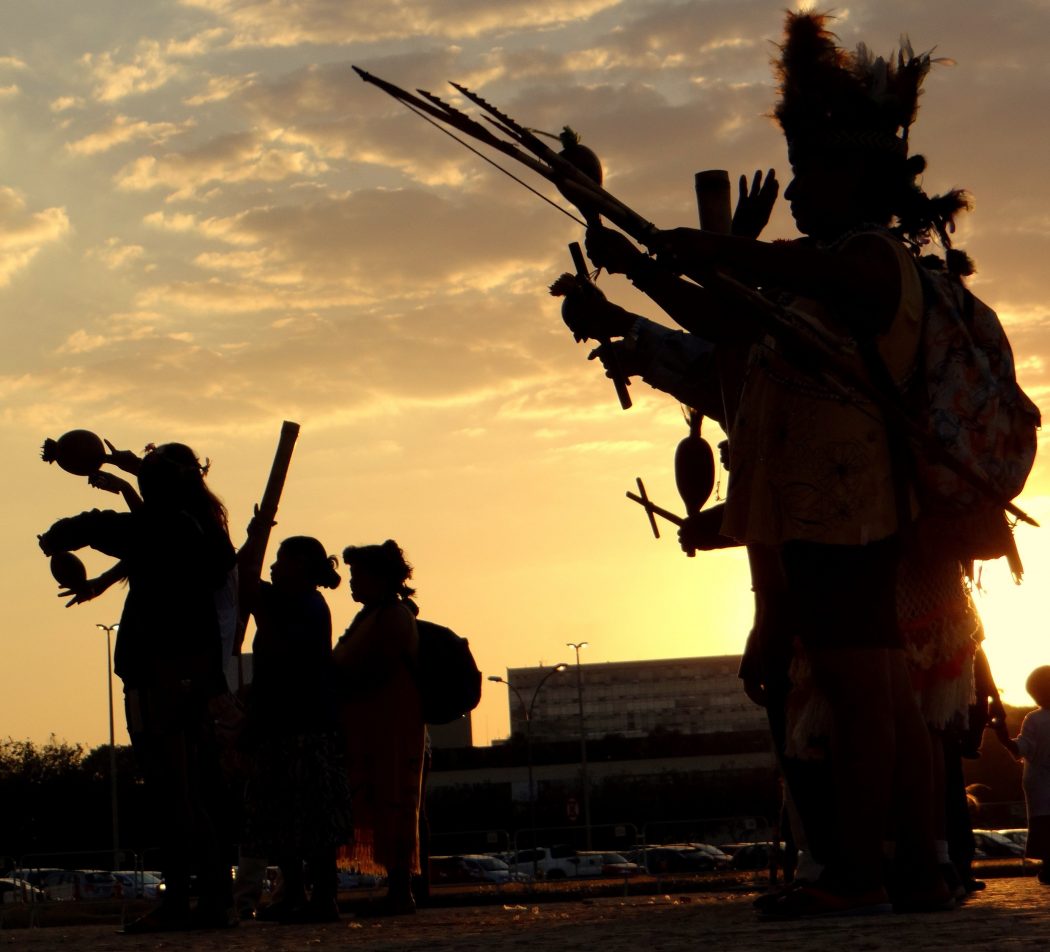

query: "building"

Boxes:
[428, 713, 473, 749]
[501, 655, 765, 741]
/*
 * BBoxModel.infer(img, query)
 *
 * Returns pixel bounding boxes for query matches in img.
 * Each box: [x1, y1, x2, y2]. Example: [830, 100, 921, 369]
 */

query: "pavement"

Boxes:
[3, 875, 1048, 952]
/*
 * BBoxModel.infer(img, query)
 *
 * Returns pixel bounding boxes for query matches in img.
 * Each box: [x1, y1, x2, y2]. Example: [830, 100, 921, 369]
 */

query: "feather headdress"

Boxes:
[774, 12, 949, 156]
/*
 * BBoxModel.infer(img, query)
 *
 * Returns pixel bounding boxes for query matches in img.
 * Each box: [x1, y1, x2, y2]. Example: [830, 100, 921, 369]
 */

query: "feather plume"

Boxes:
[775, 11, 949, 151]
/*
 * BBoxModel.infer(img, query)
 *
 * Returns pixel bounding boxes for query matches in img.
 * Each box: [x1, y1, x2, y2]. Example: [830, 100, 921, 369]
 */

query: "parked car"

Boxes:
[686, 843, 732, 868]
[996, 828, 1029, 850]
[578, 851, 642, 877]
[40, 870, 118, 901]
[112, 870, 165, 899]
[431, 854, 526, 885]
[972, 829, 1026, 859]
[722, 842, 782, 871]
[508, 846, 603, 880]
[10, 868, 62, 890]
[0, 878, 48, 904]
[626, 846, 716, 874]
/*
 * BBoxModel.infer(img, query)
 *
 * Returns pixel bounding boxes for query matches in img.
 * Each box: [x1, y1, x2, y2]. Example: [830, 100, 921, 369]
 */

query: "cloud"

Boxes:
[66, 115, 197, 156]
[184, 73, 258, 105]
[182, 0, 621, 47]
[0, 188, 71, 286]
[114, 131, 329, 199]
[79, 30, 227, 102]
[0, 85, 20, 100]
[51, 96, 85, 113]
[86, 237, 147, 271]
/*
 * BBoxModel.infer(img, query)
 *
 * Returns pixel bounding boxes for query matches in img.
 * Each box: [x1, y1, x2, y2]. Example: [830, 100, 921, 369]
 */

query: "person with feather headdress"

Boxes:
[577, 11, 981, 916]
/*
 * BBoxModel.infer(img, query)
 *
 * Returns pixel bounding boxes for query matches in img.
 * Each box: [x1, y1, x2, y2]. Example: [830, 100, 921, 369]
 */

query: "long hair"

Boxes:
[137, 442, 229, 533]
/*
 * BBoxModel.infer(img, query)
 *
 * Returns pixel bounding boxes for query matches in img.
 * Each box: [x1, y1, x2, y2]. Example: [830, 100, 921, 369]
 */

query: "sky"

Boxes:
[3, 0, 1050, 751]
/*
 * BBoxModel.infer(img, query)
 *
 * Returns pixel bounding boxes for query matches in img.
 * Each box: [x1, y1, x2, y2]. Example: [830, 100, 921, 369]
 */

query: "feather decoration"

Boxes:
[775, 11, 952, 150]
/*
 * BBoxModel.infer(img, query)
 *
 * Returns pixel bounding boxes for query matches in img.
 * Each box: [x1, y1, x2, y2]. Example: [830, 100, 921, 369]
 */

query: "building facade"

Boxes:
[502, 655, 765, 741]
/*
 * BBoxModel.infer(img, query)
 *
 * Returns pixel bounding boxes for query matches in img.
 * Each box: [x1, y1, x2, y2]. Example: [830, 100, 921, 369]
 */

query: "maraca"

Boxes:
[41, 429, 106, 476]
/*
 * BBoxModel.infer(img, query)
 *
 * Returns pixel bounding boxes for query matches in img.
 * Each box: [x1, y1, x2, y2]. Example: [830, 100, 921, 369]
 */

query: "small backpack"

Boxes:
[415, 620, 482, 725]
[904, 265, 1041, 568]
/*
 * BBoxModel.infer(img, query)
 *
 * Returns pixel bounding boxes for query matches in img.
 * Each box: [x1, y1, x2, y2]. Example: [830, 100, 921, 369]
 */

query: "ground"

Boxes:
[3, 876, 1048, 952]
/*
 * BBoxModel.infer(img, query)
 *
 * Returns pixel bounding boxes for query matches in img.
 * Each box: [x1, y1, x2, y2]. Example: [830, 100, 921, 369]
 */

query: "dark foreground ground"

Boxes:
[3, 868, 1048, 952]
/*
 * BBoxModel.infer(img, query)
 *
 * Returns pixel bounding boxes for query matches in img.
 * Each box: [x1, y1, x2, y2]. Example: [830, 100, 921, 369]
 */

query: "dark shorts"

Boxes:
[780, 536, 902, 651]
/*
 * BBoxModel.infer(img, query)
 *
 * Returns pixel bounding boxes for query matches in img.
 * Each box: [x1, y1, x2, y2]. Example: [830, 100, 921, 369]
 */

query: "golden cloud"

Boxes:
[67, 115, 197, 156]
[0, 187, 71, 286]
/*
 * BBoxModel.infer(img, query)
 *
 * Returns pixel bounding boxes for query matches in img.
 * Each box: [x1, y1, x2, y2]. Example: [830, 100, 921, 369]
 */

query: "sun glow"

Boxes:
[971, 496, 1050, 709]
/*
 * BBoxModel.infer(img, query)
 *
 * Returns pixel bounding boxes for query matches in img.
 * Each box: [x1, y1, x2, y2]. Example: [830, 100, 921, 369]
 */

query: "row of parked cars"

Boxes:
[1, 869, 164, 903]
[428, 829, 1033, 888]
[428, 841, 784, 885]
[4, 830, 1030, 902]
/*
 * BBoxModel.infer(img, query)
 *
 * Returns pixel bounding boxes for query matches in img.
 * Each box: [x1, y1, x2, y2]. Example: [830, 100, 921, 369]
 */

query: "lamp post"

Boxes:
[96, 623, 120, 869]
[566, 641, 592, 849]
[489, 663, 567, 880]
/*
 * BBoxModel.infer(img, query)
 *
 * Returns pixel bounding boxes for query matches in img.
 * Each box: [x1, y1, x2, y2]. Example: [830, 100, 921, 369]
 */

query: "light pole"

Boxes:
[566, 642, 592, 849]
[96, 623, 120, 869]
[489, 663, 567, 880]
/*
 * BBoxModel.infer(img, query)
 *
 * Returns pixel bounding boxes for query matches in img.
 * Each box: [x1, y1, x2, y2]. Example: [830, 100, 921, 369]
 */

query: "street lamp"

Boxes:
[489, 663, 567, 880]
[566, 642, 592, 849]
[96, 623, 120, 869]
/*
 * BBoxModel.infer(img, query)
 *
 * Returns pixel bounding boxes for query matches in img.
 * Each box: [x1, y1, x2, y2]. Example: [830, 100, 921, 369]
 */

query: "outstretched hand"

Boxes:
[731, 169, 779, 240]
[103, 439, 142, 475]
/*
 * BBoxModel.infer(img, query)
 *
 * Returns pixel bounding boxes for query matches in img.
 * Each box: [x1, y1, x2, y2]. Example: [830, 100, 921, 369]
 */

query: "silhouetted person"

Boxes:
[994, 665, 1050, 884]
[39, 443, 238, 932]
[239, 535, 351, 923]
[573, 11, 985, 916]
[334, 540, 425, 915]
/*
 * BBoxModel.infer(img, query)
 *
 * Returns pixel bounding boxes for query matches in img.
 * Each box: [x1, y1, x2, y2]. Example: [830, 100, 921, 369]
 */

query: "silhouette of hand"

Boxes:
[245, 503, 277, 539]
[677, 510, 727, 552]
[584, 225, 643, 275]
[731, 169, 779, 239]
[58, 576, 108, 607]
[103, 439, 142, 475]
[587, 340, 643, 378]
[562, 287, 634, 344]
[88, 471, 131, 495]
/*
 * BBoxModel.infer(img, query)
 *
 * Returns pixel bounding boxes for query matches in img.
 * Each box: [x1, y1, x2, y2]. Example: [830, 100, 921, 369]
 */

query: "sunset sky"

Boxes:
[3, 0, 1049, 751]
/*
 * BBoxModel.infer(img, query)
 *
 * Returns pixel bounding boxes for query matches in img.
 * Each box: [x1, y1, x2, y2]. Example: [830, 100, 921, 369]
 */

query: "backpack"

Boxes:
[904, 266, 1041, 568]
[415, 620, 482, 725]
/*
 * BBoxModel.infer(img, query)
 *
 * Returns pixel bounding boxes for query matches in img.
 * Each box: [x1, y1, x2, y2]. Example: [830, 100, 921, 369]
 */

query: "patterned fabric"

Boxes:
[915, 269, 1040, 509]
[896, 553, 979, 728]
[722, 232, 923, 546]
[784, 548, 980, 757]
